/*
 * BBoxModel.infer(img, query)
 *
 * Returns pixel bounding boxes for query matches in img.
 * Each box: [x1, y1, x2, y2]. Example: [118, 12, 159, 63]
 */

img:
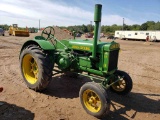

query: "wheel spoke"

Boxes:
[35, 73, 38, 79]
[80, 83, 110, 116]
[29, 58, 38, 79]
[41, 27, 55, 40]
[95, 96, 99, 100]
[44, 30, 48, 35]
[95, 101, 101, 108]
[119, 85, 124, 89]
[49, 28, 51, 35]
[90, 91, 93, 96]
[122, 83, 126, 86]
[30, 61, 33, 66]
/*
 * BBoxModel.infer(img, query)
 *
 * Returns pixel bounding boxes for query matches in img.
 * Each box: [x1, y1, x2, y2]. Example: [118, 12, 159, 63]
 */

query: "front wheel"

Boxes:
[79, 82, 110, 118]
[20, 45, 54, 91]
[110, 70, 133, 95]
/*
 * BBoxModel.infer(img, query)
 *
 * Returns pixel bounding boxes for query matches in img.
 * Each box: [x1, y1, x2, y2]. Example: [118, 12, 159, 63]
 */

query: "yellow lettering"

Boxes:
[110, 44, 119, 49]
[72, 45, 90, 51]
[72, 46, 79, 49]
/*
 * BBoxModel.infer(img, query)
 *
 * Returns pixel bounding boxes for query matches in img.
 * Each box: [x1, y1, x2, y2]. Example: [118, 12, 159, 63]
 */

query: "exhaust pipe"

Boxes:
[91, 4, 102, 60]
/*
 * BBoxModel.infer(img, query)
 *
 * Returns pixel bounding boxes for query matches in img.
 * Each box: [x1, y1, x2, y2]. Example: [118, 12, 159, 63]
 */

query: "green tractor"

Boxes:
[19, 4, 132, 118]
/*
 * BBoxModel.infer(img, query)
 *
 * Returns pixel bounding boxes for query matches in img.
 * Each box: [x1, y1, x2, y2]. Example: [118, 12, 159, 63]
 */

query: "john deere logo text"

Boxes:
[110, 44, 119, 49]
[72, 45, 90, 51]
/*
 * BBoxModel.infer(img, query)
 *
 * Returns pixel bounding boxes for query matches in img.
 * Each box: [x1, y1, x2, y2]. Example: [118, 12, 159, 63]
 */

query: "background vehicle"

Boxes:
[107, 35, 115, 39]
[19, 4, 132, 118]
[28, 27, 38, 33]
[100, 33, 105, 38]
[9, 24, 29, 37]
[76, 33, 82, 37]
[85, 32, 93, 38]
[0, 28, 5, 36]
[115, 30, 160, 41]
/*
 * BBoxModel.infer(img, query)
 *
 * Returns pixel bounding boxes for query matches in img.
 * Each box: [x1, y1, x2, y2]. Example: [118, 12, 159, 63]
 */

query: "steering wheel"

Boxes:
[41, 26, 55, 40]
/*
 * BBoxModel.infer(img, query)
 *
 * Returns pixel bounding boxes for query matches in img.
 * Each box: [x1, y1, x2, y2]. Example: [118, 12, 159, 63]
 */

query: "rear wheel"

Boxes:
[20, 45, 54, 91]
[110, 70, 133, 95]
[79, 82, 110, 118]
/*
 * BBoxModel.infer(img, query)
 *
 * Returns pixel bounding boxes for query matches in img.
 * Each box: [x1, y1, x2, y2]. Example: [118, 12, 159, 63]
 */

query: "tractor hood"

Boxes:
[68, 39, 120, 52]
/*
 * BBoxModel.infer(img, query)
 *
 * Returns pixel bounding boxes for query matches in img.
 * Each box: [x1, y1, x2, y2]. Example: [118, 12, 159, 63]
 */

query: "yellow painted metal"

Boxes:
[9, 24, 29, 37]
[82, 89, 101, 113]
[111, 79, 126, 91]
[14, 30, 29, 36]
[22, 54, 38, 84]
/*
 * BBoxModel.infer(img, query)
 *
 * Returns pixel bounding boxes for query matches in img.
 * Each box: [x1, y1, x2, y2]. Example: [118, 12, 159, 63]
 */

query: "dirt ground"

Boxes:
[0, 32, 160, 120]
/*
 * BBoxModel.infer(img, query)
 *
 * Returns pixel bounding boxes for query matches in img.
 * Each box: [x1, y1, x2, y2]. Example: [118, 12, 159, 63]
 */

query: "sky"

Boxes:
[0, 0, 160, 27]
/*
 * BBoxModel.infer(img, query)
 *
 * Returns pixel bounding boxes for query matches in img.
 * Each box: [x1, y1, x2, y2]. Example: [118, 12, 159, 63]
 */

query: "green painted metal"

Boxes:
[103, 41, 120, 51]
[52, 37, 120, 53]
[55, 52, 72, 70]
[55, 40, 69, 49]
[79, 57, 92, 67]
[34, 36, 46, 40]
[91, 4, 102, 60]
[69, 39, 93, 52]
[102, 51, 109, 71]
[101, 74, 124, 89]
[94, 4, 102, 22]
[20, 39, 55, 53]
[19, 5, 134, 117]
[79, 66, 104, 76]
[65, 39, 119, 52]
[20, 4, 123, 92]
[54, 38, 68, 49]
[31, 40, 55, 50]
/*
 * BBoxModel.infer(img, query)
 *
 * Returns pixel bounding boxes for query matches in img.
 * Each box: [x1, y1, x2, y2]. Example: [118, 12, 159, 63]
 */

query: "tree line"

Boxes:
[0, 24, 10, 30]
[0, 24, 30, 30]
[1, 21, 160, 34]
[60, 21, 160, 34]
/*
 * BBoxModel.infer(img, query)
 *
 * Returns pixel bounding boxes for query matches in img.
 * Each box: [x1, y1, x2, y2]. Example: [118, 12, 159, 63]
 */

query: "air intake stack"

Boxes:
[91, 4, 102, 60]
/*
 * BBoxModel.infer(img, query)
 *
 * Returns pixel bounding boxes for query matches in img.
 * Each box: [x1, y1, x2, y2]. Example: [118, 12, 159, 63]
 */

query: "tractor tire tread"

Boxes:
[79, 82, 110, 118]
[110, 70, 133, 95]
[20, 44, 54, 91]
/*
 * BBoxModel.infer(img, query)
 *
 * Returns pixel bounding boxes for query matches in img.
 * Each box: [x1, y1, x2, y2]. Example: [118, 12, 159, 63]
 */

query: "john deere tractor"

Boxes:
[19, 4, 132, 118]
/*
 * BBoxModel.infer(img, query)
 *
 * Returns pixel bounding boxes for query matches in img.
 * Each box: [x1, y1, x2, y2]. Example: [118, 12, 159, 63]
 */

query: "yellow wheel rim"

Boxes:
[22, 54, 38, 84]
[83, 89, 101, 113]
[111, 79, 126, 92]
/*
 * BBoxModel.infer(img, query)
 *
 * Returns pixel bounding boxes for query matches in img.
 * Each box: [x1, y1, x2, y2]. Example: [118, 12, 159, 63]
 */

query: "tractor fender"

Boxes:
[20, 39, 55, 55]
